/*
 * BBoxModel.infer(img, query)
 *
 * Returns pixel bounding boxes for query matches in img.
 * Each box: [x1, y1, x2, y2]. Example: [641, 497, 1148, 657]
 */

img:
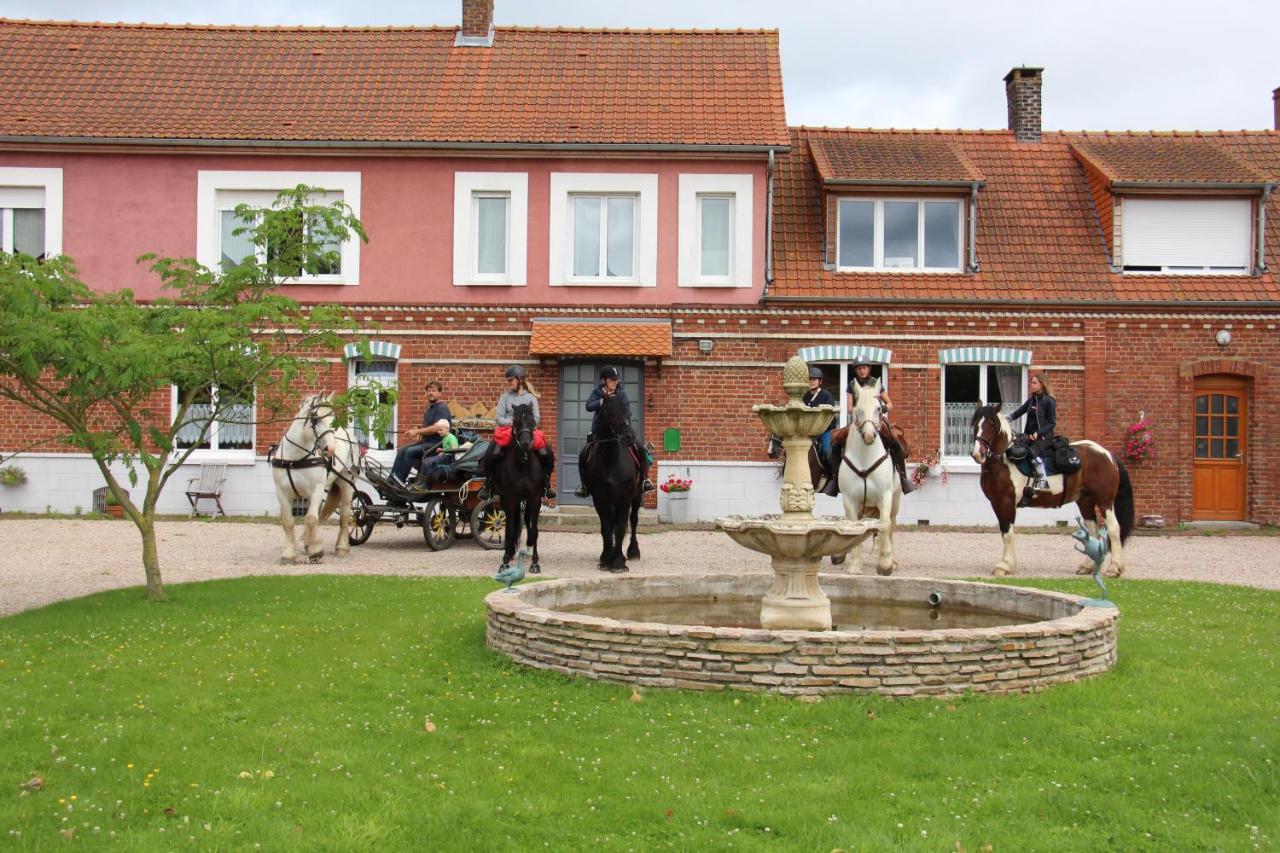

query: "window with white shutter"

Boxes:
[1121, 198, 1251, 274]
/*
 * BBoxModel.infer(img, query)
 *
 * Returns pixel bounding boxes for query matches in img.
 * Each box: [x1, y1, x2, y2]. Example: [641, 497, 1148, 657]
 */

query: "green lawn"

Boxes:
[1, 576, 1276, 851]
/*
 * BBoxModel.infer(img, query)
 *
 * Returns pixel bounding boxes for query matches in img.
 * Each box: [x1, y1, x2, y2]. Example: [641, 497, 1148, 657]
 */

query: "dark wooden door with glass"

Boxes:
[1191, 377, 1247, 521]
[558, 361, 644, 505]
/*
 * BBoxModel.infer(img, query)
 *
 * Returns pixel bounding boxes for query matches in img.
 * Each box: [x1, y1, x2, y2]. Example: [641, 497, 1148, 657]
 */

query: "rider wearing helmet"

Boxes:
[479, 364, 556, 500]
[572, 365, 656, 498]
[804, 366, 836, 488]
[821, 359, 916, 497]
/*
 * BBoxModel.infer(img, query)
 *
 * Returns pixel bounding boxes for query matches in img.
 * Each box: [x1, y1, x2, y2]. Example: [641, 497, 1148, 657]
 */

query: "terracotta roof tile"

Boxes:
[529, 320, 672, 358]
[1070, 135, 1266, 184]
[809, 135, 984, 184]
[769, 127, 1280, 304]
[0, 19, 787, 147]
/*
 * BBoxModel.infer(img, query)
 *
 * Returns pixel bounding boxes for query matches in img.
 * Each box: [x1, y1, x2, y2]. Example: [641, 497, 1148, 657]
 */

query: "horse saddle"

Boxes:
[1009, 436, 1080, 477]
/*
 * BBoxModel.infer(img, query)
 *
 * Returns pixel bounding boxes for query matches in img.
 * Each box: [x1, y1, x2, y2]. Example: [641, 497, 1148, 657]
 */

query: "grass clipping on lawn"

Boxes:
[0, 576, 1276, 850]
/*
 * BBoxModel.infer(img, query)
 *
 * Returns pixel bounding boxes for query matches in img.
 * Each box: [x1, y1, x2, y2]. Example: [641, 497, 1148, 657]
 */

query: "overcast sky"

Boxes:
[5, 0, 1278, 131]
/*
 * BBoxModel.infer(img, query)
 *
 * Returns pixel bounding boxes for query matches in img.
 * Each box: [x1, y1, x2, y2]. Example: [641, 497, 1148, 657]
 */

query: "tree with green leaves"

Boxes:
[0, 186, 392, 602]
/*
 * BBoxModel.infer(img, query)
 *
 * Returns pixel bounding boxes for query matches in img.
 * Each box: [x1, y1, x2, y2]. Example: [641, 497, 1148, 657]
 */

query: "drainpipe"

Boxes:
[763, 148, 776, 299]
[968, 182, 980, 272]
[1257, 184, 1273, 274]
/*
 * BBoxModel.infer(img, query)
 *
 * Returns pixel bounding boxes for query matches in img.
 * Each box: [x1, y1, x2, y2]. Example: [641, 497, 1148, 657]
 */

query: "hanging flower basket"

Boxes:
[1125, 412, 1156, 462]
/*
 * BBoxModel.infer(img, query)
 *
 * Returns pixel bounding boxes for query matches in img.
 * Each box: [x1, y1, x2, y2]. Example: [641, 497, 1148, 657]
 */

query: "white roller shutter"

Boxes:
[0, 186, 45, 207]
[1122, 197, 1251, 270]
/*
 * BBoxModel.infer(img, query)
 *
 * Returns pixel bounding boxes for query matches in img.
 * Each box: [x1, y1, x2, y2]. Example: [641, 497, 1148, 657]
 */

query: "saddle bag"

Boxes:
[1052, 436, 1082, 473]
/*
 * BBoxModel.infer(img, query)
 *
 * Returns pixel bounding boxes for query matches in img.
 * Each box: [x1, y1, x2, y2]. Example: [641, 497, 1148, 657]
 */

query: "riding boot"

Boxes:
[540, 449, 557, 500]
[477, 448, 498, 501]
[821, 445, 842, 497]
[573, 443, 591, 498]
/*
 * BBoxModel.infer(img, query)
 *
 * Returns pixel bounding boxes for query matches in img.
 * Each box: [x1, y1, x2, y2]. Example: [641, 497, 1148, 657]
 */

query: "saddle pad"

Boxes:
[1012, 465, 1065, 495]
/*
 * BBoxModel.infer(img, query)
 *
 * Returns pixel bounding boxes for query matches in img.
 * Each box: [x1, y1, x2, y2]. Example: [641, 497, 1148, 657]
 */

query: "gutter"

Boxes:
[0, 134, 791, 155]
[822, 178, 986, 189]
[763, 294, 1280, 310]
[763, 148, 776, 298]
[1111, 180, 1270, 191]
[1256, 184, 1273, 275]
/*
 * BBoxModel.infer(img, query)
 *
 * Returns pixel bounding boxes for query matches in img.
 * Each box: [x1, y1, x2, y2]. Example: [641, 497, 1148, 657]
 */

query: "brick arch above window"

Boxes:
[797, 344, 893, 364]
[344, 340, 401, 361]
[938, 346, 1032, 365]
[1177, 357, 1265, 381]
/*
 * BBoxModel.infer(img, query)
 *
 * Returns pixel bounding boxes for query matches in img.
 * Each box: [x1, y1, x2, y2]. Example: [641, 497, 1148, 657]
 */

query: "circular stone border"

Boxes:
[485, 574, 1118, 698]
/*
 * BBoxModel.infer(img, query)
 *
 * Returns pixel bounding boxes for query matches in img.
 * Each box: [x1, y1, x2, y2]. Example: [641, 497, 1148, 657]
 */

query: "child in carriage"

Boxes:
[413, 418, 461, 486]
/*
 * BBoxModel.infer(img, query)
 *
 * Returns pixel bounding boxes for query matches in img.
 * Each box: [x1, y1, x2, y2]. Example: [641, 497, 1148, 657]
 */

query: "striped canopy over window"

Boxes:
[344, 340, 402, 361]
[797, 344, 893, 365]
[937, 347, 1031, 365]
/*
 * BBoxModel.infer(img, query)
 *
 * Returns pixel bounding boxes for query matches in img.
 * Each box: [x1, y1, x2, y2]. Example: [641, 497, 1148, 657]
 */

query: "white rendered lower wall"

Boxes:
[657, 461, 1081, 527]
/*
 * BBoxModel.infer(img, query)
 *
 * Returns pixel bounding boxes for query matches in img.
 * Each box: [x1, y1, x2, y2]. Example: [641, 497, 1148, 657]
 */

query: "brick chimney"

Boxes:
[1273, 86, 1279, 131]
[1004, 66, 1043, 143]
[457, 0, 494, 46]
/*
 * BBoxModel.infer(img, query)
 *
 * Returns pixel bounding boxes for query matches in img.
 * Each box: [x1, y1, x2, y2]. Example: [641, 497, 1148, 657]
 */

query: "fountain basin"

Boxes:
[486, 574, 1118, 698]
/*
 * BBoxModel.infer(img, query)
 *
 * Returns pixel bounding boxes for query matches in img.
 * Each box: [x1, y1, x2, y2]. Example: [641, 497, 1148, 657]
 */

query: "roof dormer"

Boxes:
[1071, 137, 1273, 275]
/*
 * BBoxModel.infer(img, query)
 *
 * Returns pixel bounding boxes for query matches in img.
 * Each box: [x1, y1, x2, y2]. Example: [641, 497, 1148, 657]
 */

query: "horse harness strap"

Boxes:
[268, 442, 356, 498]
[841, 451, 889, 508]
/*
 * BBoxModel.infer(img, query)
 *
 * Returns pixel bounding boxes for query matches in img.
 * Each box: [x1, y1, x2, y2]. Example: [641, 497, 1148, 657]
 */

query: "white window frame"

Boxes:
[0, 167, 63, 257]
[452, 172, 528, 286]
[1119, 196, 1252, 275]
[347, 358, 399, 452]
[196, 171, 361, 285]
[549, 173, 658, 287]
[939, 363, 1027, 463]
[170, 383, 257, 464]
[836, 197, 964, 273]
[678, 173, 754, 287]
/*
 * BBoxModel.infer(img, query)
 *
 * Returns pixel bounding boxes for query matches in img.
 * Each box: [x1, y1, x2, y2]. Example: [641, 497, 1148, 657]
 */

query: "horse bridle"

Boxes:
[513, 414, 535, 464]
[973, 416, 998, 464]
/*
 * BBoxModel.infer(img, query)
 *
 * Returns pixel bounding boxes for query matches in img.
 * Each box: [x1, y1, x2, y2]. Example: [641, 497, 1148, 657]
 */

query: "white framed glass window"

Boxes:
[1120, 197, 1251, 274]
[453, 172, 528, 286]
[941, 364, 1025, 459]
[570, 194, 636, 280]
[348, 359, 398, 451]
[0, 168, 63, 259]
[549, 173, 658, 287]
[196, 171, 361, 285]
[172, 383, 256, 454]
[837, 198, 963, 272]
[216, 192, 343, 277]
[678, 173, 754, 287]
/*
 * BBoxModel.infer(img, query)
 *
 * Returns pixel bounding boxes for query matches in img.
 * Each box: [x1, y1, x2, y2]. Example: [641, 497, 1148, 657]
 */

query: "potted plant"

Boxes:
[659, 474, 693, 524]
[910, 449, 948, 487]
[1125, 411, 1155, 462]
[103, 490, 126, 518]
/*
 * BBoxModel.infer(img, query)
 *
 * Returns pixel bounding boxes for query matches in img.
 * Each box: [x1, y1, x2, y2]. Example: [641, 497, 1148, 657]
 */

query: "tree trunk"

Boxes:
[138, 520, 166, 602]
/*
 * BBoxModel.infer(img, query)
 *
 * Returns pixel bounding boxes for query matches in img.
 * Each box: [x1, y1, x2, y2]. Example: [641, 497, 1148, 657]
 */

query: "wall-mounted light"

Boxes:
[1215, 329, 1232, 346]
[698, 339, 715, 354]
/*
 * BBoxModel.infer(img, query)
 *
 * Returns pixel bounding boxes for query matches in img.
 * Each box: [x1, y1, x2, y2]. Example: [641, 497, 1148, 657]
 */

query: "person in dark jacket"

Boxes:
[573, 366, 655, 497]
[1009, 373, 1057, 492]
[804, 366, 836, 487]
[391, 380, 453, 486]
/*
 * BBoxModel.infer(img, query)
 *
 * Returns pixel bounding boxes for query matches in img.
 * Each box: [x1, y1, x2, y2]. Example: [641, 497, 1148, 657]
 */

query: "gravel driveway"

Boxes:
[1, 518, 1276, 617]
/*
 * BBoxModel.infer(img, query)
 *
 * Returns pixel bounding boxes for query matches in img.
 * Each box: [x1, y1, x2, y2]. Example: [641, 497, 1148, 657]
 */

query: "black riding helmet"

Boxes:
[807, 366, 823, 380]
[505, 364, 526, 380]
[600, 365, 620, 381]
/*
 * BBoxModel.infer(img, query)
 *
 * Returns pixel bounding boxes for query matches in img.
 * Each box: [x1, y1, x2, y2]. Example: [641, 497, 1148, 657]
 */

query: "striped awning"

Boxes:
[797, 345, 893, 365]
[344, 340, 402, 361]
[938, 346, 1032, 365]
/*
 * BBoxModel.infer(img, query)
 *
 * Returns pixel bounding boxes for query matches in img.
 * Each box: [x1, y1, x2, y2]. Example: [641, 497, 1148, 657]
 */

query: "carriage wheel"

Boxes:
[347, 490, 376, 546]
[470, 497, 507, 551]
[421, 498, 458, 551]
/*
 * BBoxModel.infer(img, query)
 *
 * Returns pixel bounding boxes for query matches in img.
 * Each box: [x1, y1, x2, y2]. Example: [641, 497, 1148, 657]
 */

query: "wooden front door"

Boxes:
[1191, 377, 1247, 521]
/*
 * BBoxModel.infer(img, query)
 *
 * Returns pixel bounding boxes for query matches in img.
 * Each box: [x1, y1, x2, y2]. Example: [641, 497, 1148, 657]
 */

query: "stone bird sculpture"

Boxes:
[493, 548, 529, 592]
[1071, 517, 1114, 605]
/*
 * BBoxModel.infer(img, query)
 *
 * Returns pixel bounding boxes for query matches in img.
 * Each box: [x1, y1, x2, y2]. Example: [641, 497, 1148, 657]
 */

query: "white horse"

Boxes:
[837, 380, 901, 575]
[270, 393, 360, 563]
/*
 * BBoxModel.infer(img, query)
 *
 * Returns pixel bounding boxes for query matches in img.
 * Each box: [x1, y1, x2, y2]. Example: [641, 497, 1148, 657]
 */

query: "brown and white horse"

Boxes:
[971, 404, 1134, 577]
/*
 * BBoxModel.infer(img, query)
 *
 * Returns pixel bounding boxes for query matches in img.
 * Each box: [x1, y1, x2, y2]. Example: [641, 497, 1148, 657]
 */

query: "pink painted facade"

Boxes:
[0, 150, 769, 306]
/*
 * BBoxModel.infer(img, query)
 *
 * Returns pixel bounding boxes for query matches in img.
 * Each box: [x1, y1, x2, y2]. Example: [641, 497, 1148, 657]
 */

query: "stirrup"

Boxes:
[544, 485, 557, 500]
[1034, 478, 1051, 492]
[573, 484, 590, 498]
[641, 479, 656, 493]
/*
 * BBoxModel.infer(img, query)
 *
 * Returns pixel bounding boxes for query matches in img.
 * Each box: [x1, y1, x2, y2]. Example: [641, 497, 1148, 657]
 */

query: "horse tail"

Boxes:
[1113, 459, 1135, 544]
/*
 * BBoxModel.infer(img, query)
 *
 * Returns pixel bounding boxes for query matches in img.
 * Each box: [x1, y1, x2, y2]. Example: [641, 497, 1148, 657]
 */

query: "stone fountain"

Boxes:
[717, 356, 877, 630]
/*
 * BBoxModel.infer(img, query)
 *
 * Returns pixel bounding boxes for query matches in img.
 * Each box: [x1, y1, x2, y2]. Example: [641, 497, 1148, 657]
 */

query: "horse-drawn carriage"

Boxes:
[347, 439, 507, 552]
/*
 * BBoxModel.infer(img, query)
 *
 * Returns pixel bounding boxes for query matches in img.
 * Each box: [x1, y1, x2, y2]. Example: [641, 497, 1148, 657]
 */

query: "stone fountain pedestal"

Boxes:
[718, 356, 878, 630]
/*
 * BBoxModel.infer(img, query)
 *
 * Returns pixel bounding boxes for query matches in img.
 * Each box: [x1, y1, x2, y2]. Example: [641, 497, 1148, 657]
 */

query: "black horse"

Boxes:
[582, 392, 642, 572]
[495, 403, 551, 574]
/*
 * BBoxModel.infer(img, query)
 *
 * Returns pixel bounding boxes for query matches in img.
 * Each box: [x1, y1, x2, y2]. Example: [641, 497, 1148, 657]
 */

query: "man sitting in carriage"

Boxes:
[390, 379, 453, 488]
[821, 359, 916, 497]
[573, 365, 656, 498]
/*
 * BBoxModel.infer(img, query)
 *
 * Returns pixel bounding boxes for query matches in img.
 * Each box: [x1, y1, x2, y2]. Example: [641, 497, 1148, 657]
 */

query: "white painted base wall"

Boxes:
[657, 461, 1081, 527]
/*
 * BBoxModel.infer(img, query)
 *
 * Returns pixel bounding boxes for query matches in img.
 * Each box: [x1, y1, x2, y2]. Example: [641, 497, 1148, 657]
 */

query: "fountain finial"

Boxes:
[782, 355, 810, 403]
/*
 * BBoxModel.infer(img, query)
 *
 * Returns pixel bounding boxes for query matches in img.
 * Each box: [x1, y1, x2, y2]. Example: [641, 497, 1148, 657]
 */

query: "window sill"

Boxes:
[281, 276, 358, 286]
[173, 449, 258, 466]
[678, 279, 750, 288]
[453, 279, 524, 287]
[552, 279, 655, 288]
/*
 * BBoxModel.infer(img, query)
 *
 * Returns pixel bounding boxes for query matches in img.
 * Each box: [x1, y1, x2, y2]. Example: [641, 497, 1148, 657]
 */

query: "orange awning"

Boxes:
[528, 319, 672, 358]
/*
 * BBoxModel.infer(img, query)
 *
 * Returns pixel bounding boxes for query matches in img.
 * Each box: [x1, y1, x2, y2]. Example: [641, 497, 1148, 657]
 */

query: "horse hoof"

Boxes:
[530, 563, 542, 575]
[1104, 567, 1122, 579]
[280, 555, 296, 565]
[877, 563, 895, 576]
[1075, 564, 1093, 575]
[992, 566, 1012, 577]
[626, 546, 641, 560]
[830, 554, 846, 566]
[307, 553, 324, 564]
[608, 565, 629, 574]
